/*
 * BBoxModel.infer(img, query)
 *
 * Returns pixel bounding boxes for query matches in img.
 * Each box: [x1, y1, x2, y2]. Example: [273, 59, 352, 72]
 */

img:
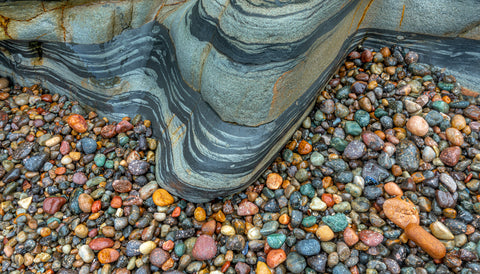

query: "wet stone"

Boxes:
[396, 140, 420, 172]
[286, 252, 307, 273]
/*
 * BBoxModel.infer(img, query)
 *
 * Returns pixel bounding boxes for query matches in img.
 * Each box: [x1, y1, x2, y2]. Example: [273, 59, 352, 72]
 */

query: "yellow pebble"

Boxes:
[256, 261, 272, 274]
[152, 189, 174, 206]
[194, 207, 206, 221]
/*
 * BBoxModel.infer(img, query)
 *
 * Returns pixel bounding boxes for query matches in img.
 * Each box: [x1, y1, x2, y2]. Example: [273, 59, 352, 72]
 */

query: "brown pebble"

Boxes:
[439, 146, 461, 166]
[78, 193, 94, 213]
[266, 249, 286, 268]
[0, 78, 9, 89]
[150, 248, 170, 267]
[89, 238, 115, 251]
[343, 227, 359, 246]
[43, 197, 67, 214]
[116, 120, 133, 133]
[237, 199, 259, 216]
[112, 179, 133, 193]
[297, 140, 312, 155]
[445, 128, 464, 146]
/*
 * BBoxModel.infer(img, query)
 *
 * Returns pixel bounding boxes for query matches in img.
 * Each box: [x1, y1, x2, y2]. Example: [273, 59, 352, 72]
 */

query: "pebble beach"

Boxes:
[1, 43, 480, 274]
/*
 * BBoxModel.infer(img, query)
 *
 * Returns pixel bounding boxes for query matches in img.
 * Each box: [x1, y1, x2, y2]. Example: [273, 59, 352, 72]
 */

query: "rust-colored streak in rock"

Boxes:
[399, 4, 406, 28]
[269, 69, 293, 118]
[356, 0, 375, 30]
[348, 0, 362, 33]
[0, 15, 12, 39]
[60, 7, 66, 42]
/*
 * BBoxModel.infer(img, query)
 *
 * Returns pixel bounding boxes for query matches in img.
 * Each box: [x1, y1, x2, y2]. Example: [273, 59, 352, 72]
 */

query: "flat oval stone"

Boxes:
[97, 248, 120, 264]
[128, 160, 150, 175]
[89, 238, 115, 251]
[112, 179, 133, 193]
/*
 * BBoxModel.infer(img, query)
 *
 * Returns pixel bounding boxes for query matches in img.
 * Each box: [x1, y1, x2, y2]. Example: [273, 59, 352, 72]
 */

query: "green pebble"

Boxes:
[300, 184, 315, 199]
[267, 233, 287, 249]
[106, 207, 117, 215]
[86, 176, 106, 188]
[94, 154, 106, 167]
[117, 133, 129, 146]
[344, 121, 362, 136]
[174, 242, 186, 257]
[283, 149, 293, 163]
[473, 203, 480, 214]
[310, 151, 325, 166]
[295, 168, 309, 183]
[322, 213, 348, 232]
[374, 108, 388, 118]
[354, 110, 370, 127]
[314, 110, 326, 122]
[345, 183, 363, 197]
[437, 82, 454, 91]
[301, 216, 317, 228]
[336, 86, 350, 99]
[260, 221, 279, 236]
[432, 100, 449, 113]
[104, 160, 114, 169]
[331, 137, 348, 152]
[333, 201, 351, 213]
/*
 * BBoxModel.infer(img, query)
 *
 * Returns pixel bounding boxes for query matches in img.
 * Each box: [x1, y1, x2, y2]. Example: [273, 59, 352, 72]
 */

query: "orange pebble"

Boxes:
[266, 249, 287, 268]
[384, 182, 403, 196]
[162, 240, 174, 251]
[297, 140, 312, 155]
[91, 200, 102, 213]
[266, 173, 283, 190]
[110, 196, 122, 208]
[279, 214, 290, 225]
[55, 167, 66, 175]
[171, 206, 181, 218]
[405, 223, 446, 259]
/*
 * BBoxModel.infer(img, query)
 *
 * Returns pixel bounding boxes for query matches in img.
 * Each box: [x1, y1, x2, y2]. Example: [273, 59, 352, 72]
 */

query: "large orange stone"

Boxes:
[98, 248, 120, 264]
[152, 189, 174, 206]
[67, 114, 88, 133]
[266, 249, 286, 268]
[383, 196, 420, 229]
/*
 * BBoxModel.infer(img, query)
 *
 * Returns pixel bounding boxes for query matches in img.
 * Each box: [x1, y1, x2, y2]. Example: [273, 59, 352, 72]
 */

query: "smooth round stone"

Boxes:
[316, 225, 335, 241]
[128, 160, 150, 175]
[383, 197, 419, 229]
[302, 216, 317, 227]
[98, 248, 120, 264]
[192, 235, 217, 260]
[139, 241, 156, 255]
[310, 197, 327, 211]
[406, 116, 429, 136]
[296, 239, 321, 256]
[343, 227, 359, 246]
[451, 114, 467, 130]
[446, 127, 464, 146]
[89, 238, 115, 251]
[267, 249, 287, 268]
[43, 197, 67, 214]
[81, 138, 97, 154]
[361, 132, 384, 151]
[422, 146, 436, 162]
[286, 252, 307, 273]
[354, 110, 370, 127]
[74, 224, 89, 238]
[344, 121, 362, 136]
[267, 233, 286, 249]
[67, 114, 88, 133]
[345, 183, 362, 197]
[247, 227, 262, 240]
[300, 183, 315, 198]
[310, 151, 325, 167]
[333, 202, 351, 213]
[432, 100, 449, 113]
[307, 254, 327, 272]
[335, 103, 350, 118]
[439, 146, 461, 166]
[343, 140, 366, 160]
[221, 225, 236, 236]
[78, 193, 93, 213]
[152, 189, 174, 206]
[425, 110, 443, 126]
[94, 154, 106, 167]
[332, 263, 351, 274]
[78, 245, 95, 263]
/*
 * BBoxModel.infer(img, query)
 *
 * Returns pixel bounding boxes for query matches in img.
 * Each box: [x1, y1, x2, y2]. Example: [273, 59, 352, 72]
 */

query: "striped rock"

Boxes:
[0, 0, 480, 201]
